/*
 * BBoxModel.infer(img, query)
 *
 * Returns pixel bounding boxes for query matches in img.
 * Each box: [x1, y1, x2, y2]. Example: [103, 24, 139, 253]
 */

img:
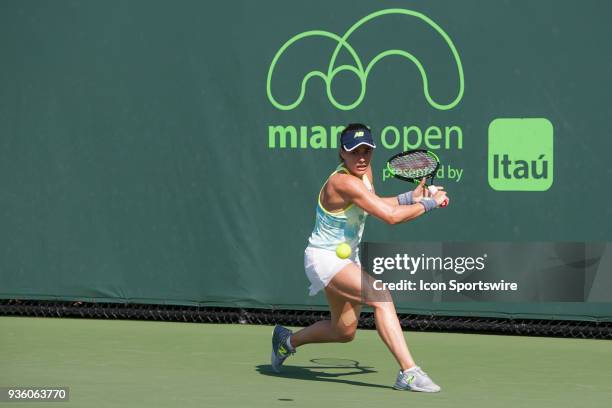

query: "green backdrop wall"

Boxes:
[1, 0, 611, 320]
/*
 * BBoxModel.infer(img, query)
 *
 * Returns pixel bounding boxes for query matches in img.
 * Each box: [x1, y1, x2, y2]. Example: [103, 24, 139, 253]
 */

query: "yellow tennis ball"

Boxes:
[336, 243, 352, 259]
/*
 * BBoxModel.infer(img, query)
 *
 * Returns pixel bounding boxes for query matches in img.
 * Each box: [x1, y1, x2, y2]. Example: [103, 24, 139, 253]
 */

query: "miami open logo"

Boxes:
[266, 8, 465, 111]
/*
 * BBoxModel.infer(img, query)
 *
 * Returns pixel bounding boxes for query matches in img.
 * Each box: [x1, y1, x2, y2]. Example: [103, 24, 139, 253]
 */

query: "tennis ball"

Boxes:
[336, 243, 352, 259]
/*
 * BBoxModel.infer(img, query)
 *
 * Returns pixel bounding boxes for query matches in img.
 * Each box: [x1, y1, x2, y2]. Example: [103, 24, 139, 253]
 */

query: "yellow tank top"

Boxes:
[307, 165, 372, 251]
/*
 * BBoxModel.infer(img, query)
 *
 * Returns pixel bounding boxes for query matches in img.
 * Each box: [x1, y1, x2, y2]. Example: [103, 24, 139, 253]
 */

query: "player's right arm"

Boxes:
[331, 174, 447, 225]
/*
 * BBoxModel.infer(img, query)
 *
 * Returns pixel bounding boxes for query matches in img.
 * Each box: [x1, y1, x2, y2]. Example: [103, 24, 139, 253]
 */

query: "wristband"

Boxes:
[419, 197, 437, 212]
[397, 191, 414, 205]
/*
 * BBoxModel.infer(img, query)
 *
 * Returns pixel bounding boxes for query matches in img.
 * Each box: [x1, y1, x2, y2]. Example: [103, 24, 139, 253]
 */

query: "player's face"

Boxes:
[341, 145, 373, 176]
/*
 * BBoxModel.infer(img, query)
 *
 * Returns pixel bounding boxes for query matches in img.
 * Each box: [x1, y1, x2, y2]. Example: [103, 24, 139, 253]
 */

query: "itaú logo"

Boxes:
[266, 8, 465, 111]
[488, 118, 554, 191]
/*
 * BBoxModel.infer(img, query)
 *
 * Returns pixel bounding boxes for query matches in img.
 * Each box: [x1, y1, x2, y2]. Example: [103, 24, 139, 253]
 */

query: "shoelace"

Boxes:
[404, 367, 430, 380]
[279, 335, 296, 356]
[415, 367, 431, 380]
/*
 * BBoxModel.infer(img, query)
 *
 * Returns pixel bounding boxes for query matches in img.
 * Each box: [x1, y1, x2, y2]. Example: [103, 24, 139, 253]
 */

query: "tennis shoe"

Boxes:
[393, 366, 441, 393]
[271, 324, 295, 373]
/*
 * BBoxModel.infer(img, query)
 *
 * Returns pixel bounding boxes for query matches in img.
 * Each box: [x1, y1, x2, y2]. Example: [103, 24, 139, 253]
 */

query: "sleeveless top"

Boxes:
[307, 165, 373, 251]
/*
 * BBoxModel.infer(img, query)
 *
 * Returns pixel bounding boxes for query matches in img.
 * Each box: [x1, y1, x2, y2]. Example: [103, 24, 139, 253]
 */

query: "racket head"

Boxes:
[386, 149, 440, 183]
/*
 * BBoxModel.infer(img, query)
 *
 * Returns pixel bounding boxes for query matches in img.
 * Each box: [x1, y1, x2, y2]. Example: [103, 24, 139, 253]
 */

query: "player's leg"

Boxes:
[272, 251, 362, 372]
[321, 262, 416, 370]
[271, 266, 360, 372]
[288, 262, 414, 367]
[273, 262, 440, 391]
[317, 263, 441, 392]
[290, 284, 361, 347]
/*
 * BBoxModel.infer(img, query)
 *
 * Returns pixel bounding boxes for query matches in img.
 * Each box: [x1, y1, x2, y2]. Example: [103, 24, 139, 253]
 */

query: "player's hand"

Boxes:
[411, 178, 428, 202]
[432, 190, 449, 207]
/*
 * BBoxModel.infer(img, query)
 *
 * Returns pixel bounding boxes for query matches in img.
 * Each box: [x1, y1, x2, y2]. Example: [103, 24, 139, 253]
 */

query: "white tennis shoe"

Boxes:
[393, 366, 441, 393]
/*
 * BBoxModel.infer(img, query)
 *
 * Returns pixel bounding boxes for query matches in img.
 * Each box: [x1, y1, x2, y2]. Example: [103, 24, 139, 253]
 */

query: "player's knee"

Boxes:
[337, 328, 357, 343]
[334, 326, 357, 343]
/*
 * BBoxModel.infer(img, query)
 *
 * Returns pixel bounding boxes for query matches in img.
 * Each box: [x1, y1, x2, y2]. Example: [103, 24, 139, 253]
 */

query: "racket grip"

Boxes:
[427, 185, 448, 208]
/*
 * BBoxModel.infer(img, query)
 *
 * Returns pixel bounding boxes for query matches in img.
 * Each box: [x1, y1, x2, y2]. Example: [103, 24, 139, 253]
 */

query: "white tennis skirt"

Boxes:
[304, 246, 360, 296]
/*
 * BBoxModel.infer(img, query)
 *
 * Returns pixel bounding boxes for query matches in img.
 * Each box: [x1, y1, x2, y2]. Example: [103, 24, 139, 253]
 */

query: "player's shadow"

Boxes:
[256, 358, 391, 389]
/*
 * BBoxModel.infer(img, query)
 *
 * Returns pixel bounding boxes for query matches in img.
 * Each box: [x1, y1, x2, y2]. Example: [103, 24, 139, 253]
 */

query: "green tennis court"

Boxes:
[2, 316, 611, 408]
[2, 1, 612, 407]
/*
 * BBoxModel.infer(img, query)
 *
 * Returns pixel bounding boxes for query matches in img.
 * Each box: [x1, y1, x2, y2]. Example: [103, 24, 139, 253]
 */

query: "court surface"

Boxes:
[2, 316, 611, 408]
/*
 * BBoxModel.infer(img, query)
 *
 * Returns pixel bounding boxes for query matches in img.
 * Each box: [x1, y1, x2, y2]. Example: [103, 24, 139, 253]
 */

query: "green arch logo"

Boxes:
[266, 8, 465, 111]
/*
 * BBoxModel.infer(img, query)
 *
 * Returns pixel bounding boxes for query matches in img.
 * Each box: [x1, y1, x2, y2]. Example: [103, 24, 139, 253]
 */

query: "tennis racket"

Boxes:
[386, 149, 448, 208]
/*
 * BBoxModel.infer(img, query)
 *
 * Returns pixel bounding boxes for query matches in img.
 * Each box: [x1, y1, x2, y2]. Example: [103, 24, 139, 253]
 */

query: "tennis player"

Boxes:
[271, 123, 448, 392]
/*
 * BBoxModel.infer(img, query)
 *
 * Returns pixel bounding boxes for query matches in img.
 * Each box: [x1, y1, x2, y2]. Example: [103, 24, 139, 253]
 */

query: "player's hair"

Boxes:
[339, 123, 370, 162]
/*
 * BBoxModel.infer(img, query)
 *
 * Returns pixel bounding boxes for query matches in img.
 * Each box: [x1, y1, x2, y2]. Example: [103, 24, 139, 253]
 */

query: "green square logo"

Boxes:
[488, 118, 554, 191]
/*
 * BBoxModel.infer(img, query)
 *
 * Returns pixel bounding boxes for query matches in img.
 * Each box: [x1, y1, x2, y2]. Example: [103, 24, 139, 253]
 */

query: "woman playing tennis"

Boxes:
[271, 123, 448, 392]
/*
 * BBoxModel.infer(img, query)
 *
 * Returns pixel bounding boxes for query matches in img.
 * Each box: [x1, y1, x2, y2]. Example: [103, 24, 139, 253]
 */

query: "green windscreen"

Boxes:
[0, 0, 610, 321]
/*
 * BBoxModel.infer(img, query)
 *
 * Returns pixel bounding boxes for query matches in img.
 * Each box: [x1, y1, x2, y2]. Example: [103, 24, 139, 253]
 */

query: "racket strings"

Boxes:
[389, 152, 438, 178]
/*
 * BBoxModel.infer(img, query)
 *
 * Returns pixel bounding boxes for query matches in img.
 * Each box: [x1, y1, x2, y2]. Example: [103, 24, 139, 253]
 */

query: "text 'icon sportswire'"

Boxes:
[488, 118, 554, 191]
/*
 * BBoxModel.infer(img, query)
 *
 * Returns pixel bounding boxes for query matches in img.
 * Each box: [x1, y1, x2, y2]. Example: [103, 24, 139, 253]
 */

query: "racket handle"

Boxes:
[427, 185, 448, 208]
